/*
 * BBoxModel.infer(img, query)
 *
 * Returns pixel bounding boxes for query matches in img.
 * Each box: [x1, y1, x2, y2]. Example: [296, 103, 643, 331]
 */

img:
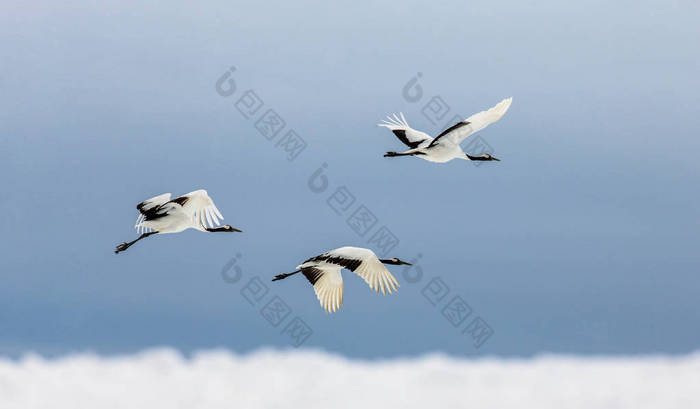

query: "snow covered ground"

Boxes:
[1, 348, 698, 408]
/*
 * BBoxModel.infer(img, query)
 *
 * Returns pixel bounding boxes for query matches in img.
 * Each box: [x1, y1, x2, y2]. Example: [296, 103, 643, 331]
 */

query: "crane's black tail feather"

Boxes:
[272, 270, 301, 281]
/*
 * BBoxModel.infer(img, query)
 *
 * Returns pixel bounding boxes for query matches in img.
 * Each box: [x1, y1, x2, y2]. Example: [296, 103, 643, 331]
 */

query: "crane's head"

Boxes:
[380, 257, 412, 266]
[222, 225, 243, 232]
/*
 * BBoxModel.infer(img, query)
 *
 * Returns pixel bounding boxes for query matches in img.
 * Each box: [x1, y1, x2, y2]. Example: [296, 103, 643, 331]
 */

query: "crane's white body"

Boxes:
[401, 140, 467, 163]
[379, 97, 513, 163]
[295, 246, 400, 313]
[135, 189, 225, 234]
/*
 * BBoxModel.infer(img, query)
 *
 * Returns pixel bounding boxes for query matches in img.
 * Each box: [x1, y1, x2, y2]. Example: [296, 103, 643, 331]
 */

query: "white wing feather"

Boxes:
[326, 247, 400, 296]
[309, 266, 344, 313]
[179, 189, 225, 230]
[439, 97, 513, 145]
[354, 258, 400, 295]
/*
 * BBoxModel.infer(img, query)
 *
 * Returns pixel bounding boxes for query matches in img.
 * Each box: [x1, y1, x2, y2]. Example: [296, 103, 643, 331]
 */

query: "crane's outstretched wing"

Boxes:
[336, 247, 400, 295]
[301, 265, 344, 313]
[377, 113, 433, 149]
[430, 97, 512, 147]
[176, 189, 225, 230]
[135, 193, 172, 233]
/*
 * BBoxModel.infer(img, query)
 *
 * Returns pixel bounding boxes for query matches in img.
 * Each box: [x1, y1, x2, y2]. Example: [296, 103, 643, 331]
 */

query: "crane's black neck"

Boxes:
[467, 154, 496, 161]
[206, 226, 231, 232]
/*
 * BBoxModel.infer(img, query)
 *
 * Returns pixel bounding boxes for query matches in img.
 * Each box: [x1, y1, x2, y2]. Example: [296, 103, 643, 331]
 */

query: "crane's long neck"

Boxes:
[466, 153, 497, 161]
[206, 226, 229, 232]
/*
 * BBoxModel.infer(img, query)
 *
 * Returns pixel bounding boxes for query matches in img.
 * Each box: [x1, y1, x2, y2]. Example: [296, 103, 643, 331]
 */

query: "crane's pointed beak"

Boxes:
[399, 260, 412, 266]
[232, 227, 243, 232]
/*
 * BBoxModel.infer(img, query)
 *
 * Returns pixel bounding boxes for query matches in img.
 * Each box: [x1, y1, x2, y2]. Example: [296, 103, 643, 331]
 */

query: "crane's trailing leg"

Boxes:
[205, 225, 243, 233]
[115, 232, 157, 254]
[272, 270, 301, 281]
[384, 151, 423, 157]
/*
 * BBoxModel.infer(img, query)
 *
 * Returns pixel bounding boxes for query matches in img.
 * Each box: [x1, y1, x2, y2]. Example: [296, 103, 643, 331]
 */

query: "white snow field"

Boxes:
[0, 348, 698, 408]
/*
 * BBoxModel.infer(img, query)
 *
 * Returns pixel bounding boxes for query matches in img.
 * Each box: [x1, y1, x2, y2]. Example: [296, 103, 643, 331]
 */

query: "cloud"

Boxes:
[0, 348, 698, 408]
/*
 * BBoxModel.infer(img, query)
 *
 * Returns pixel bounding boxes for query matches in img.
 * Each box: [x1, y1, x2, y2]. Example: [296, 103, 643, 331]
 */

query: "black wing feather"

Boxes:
[301, 267, 325, 285]
[429, 121, 470, 147]
[136, 196, 188, 221]
[393, 129, 426, 149]
[303, 254, 363, 272]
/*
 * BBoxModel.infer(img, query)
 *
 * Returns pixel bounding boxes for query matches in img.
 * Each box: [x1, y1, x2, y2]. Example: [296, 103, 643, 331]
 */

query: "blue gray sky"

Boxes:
[1, 0, 699, 358]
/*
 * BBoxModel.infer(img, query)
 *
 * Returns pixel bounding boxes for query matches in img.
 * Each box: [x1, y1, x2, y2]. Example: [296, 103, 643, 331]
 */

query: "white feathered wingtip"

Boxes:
[377, 112, 409, 129]
[134, 214, 153, 234]
[496, 97, 513, 116]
